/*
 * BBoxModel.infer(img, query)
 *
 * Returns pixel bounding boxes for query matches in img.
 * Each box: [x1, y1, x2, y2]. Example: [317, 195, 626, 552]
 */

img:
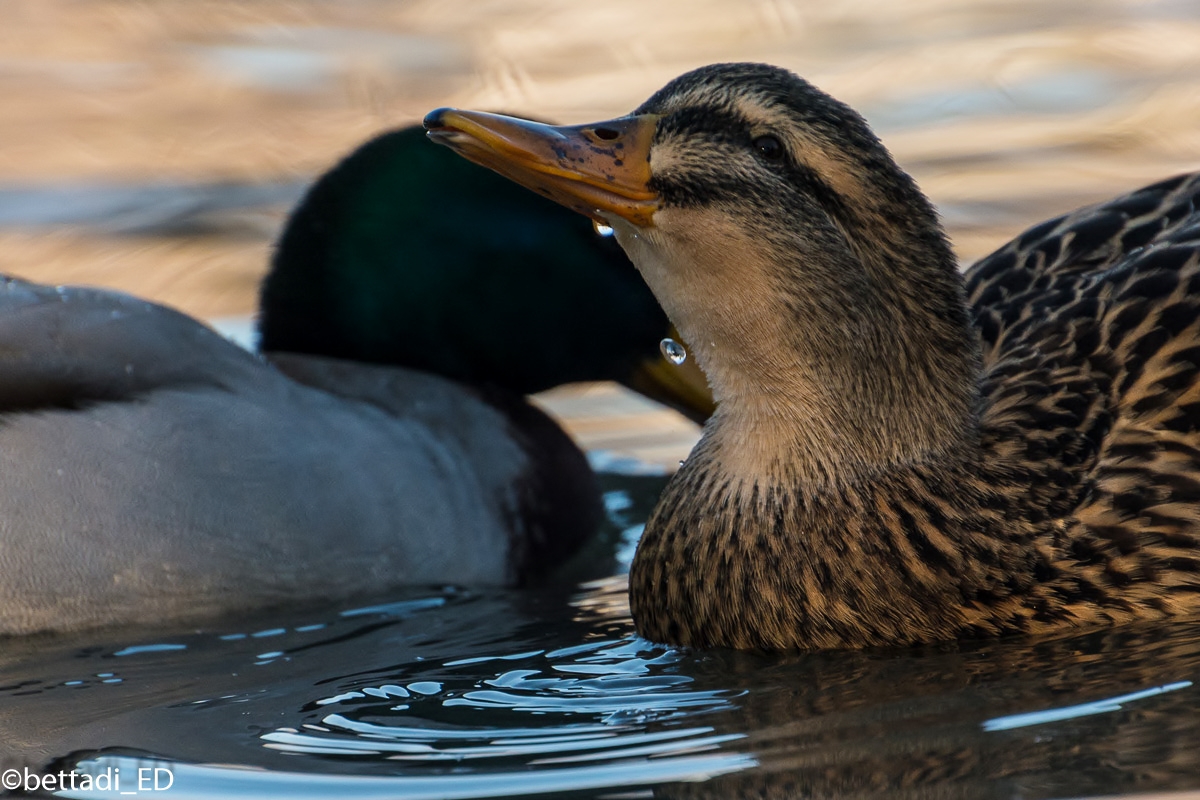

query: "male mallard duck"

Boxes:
[0, 124, 711, 635]
[427, 62, 1200, 650]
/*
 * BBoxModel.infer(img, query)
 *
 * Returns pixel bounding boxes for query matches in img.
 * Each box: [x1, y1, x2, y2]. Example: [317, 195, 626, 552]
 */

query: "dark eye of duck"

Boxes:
[752, 134, 784, 161]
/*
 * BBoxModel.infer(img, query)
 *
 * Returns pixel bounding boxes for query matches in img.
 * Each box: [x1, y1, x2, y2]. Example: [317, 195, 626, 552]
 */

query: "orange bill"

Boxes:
[424, 108, 660, 227]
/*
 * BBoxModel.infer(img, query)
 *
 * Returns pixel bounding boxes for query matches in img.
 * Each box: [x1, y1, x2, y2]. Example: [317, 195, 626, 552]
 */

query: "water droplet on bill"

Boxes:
[593, 220, 615, 237]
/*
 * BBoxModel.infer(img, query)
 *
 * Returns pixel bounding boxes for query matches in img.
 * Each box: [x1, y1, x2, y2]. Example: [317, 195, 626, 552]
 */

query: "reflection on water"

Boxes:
[0, 181, 305, 236]
[982, 680, 1193, 732]
[62, 750, 751, 800]
[2, 472, 1200, 799]
[2, 0, 1198, 318]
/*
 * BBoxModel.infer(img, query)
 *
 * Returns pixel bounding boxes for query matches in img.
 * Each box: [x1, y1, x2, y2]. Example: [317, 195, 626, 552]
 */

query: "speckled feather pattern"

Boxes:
[435, 60, 1200, 650]
[970, 172, 1200, 618]
[633, 172, 1200, 650]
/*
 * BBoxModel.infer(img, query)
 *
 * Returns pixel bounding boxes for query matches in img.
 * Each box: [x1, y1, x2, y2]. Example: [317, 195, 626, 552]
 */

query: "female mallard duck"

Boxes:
[427, 62, 1200, 650]
[0, 124, 711, 635]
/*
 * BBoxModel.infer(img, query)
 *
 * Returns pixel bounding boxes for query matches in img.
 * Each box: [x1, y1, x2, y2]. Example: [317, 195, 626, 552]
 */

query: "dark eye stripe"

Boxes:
[788, 163, 850, 223]
[652, 101, 852, 227]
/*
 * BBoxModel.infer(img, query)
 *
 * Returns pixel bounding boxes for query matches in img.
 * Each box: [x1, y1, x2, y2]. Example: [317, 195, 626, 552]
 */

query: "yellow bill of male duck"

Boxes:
[427, 61, 1200, 651]
[0, 124, 712, 636]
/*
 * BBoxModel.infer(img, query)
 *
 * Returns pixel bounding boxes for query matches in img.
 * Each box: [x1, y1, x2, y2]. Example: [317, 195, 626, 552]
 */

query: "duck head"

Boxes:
[258, 124, 712, 422]
[427, 63, 982, 484]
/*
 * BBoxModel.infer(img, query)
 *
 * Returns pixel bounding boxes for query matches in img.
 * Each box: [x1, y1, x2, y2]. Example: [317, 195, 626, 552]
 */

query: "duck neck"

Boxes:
[622, 208, 983, 494]
[700, 274, 983, 492]
[627, 219, 995, 650]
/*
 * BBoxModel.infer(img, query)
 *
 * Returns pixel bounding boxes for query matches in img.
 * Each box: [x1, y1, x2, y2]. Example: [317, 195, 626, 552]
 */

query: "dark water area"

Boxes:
[3, 473, 1199, 800]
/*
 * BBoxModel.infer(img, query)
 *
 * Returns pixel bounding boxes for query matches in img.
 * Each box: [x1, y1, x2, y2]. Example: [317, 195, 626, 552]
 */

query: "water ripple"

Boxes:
[251, 634, 746, 791]
[57, 750, 755, 800]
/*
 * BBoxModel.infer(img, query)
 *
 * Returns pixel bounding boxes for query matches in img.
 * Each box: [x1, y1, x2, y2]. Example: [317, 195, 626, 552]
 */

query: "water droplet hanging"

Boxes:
[659, 338, 687, 365]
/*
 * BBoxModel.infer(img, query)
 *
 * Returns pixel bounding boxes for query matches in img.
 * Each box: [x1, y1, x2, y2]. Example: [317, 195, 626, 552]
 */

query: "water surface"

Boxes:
[3, 474, 1200, 799]
[2, 2, 1200, 798]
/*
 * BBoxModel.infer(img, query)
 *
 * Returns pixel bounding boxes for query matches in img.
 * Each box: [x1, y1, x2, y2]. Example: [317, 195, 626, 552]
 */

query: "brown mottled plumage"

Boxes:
[427, 62, 1200, 650]
[627, 70, 1200, 650]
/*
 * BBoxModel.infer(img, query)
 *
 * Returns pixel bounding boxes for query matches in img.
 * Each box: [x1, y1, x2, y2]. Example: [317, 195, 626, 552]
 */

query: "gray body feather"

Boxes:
[0, 278, 533, 634]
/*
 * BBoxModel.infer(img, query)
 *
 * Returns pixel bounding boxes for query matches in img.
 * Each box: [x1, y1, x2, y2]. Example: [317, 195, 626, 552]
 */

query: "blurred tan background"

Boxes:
[1, 0, 1198, 464]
